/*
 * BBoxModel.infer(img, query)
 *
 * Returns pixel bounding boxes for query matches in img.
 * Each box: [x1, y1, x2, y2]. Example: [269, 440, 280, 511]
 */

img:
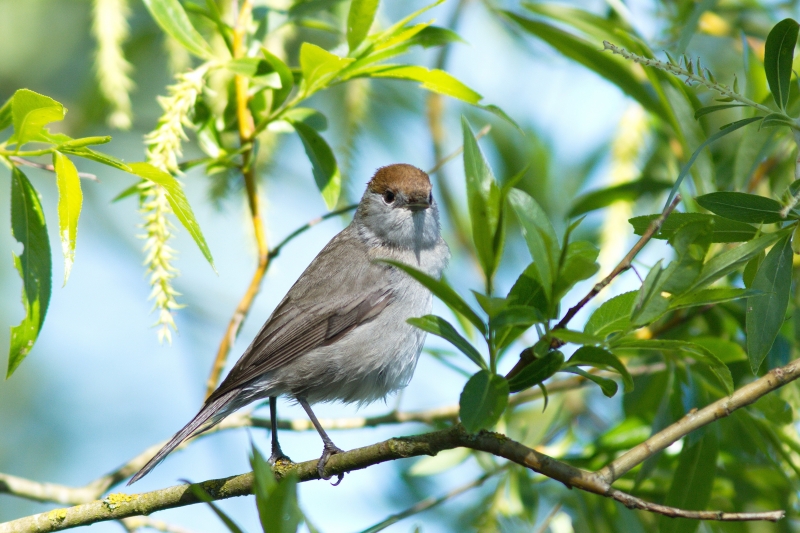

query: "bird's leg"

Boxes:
[298, 398, 344, 484]
[268, 397, 292, 465]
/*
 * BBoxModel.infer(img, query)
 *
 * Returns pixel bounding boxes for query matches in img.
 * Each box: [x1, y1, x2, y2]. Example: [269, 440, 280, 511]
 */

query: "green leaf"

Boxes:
[506, 263, 548, 317]
[692, 337, 747, 363]
[408, 315, 487, 370]
[8, 168, 52, 378]
[261, 48, 294, 111]
[459, 370, 509, 432]
[664, 116, 763, 208]
[508, 350, 564, 393]
[508, 188, 559, 301]
[250, 445, 303, 533]
[59, 146, 133, 172]
[760, 112, 797, 129]
[53, 152, 82, 285]
[613, 339, 733, 394]
[289, 120, 341, 209]
[347, 0, 380, 52]
[693, 103, 748, 119]
[764, 18, 800, 111]
[659, 432, 718, 533]
[695, 192, 785, 224]
[569, 178, 673, 217]
[127, 163, 215, 270]
[563, 367, 618, 397]
[366, 0, 444, 48]
[660, 219, 712, 296]
[629, 213, 757, 243]
[281, 108, 328, 131]
[670, 288, 755, 310]
[355, 64, 481, 104]
[10, 89, 65, 147]
[299, 43, 354, 94]
[689, 228, 790, 292]
[381, 260, 486, 335]
[142, 0, 214, 59]
[462, 116, 503, 280]
[553, 240, 599, 301]
[549, 329, 603, 345]
[491, 306, 543, 328]
[568, 346, 633, 392]
[584, 291, 637, 339]
[224, 58, 282, 88]
[747, 235, 793, 373]
[631, 260, 669, 327]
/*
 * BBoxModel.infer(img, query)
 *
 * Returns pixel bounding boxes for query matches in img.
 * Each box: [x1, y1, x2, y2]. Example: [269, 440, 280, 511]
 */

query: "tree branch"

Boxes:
[0, 425, 782, 533]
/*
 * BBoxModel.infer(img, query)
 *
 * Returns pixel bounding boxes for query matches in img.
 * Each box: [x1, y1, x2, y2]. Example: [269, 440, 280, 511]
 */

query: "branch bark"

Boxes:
[0, 425, 783, 533]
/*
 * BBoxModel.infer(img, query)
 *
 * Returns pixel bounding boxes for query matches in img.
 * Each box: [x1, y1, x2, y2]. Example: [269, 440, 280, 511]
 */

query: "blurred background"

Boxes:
[0, 0, 791, 531]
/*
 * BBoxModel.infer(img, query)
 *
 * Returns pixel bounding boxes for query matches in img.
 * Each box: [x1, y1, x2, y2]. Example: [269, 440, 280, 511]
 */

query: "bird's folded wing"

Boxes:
[208, 288, 394, 401]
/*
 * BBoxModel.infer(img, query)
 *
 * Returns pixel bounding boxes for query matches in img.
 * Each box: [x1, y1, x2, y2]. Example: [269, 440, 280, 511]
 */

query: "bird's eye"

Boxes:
[428, 192, 433, 204]
[383, 190, 395, 204]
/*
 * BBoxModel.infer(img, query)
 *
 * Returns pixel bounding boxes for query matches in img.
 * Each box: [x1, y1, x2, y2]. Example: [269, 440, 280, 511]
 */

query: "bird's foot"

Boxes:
[268, 449, 293, 466]
[317, 443, 345, 485]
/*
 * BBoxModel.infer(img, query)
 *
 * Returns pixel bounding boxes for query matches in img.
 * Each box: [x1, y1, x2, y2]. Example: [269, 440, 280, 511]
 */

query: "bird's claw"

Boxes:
[268, 450, 293, 466]
[317, 443, 345, 485]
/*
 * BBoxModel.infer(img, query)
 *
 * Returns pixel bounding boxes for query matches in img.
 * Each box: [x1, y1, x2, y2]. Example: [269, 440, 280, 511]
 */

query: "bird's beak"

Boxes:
[406, 195, 431, 212]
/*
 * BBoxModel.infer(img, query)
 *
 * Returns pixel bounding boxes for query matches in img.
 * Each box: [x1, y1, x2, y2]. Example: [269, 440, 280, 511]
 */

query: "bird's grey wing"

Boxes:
[208, 229, 395, 402]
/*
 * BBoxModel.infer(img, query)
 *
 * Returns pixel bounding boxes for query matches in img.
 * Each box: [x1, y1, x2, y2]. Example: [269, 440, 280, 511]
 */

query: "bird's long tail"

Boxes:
[127, 390, 238, 485]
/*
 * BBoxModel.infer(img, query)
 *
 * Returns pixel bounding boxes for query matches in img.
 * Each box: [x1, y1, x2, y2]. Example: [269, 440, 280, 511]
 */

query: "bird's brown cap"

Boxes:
[367, 164, 431, 205]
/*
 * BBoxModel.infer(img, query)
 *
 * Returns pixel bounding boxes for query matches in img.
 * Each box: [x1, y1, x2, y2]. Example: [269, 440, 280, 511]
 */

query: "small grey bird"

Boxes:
[129, 164, 449, 484]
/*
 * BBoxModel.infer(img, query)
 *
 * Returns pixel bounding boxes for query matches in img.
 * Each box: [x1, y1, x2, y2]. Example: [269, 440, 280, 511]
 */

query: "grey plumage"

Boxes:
[128, 164, 449, 485]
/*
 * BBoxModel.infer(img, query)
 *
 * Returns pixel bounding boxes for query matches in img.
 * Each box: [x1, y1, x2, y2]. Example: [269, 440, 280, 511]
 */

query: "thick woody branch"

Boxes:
[0, 364, 665, 506]
[598, 358, 800, 483]
[0, 426, 782, 533]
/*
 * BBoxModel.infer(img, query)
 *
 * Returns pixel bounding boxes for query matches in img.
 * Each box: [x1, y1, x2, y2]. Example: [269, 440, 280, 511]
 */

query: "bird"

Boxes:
[128, 163, 449, 485]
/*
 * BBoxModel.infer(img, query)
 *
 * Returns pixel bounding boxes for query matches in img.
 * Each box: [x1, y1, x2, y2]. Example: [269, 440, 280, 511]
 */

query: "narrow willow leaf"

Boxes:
[381, 260, 486, 335]
[127, 162, 215, 271]
[459, 370, 509, 432]
[299, 43, 354, 93]
[8, 168, 52, 378]
[462, 116, 502, 280]
[347, 0, 380, 52]
[629, 213, 757, 243]
[549, 329, 603, 345]
[568, 346, 634, 393]
[696, 192, 785, 224]
[0, 94, 11, 131]
[142, 0, 214, 59]
[357, 64, 482, 104]
[261, 48, 294, 111]
[10, 89, 65, 147]
[584, 291, 637, 339]
[508, 188, 559, 301]
[747, 235, 793, 373]
[507, 350, 564, 393]
[564, 367, 618, 397]
[53, 152, 82, 285]
[690, 229, 789, 292]
[693, 104, 748, 119]
[764, 18, 800, 110]
[760, 112, 797, 129]
[289, 120, 341, 209]
[670, 288, 756, 310]
[659, 433, 718, 533]
[569, 178, 673, 217]
[59, 146, 132, 172]
[187, 484, 246, 533]
[408, 315, 487, 370]
[664, 116, 763, 208]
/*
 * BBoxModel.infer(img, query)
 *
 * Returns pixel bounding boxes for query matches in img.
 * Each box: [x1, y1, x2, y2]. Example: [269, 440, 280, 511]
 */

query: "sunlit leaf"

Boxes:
[127, 162, 215, 270]
[347, 0, 380, 52]
[53, 152, 82, 285]
[508, 188, 559, 301]
[764, 18, 799, 110]
[355, 64, 482, 104]
[8, 168, 51, 378]
[10, 89, 65, 147]
[142, 0, 214, 59]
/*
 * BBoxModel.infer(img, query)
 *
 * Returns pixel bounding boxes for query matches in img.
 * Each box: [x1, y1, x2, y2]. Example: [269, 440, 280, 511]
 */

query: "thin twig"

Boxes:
[505, 195, 682, 380]
[534, 503, 562, 533]
[357, 470, 501, 533]
[427, 124, 492, 176]
[0, 425, 783, 533]
[9, 156, 98, 181]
